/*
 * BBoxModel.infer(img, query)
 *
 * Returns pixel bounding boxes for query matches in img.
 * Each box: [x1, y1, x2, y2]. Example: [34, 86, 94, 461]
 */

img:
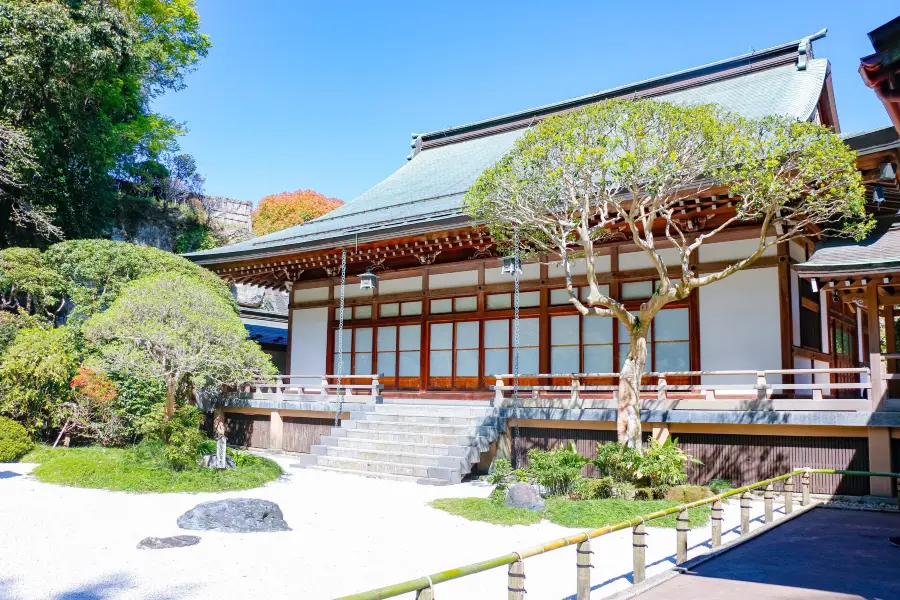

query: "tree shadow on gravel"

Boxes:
[49, 572, 199, 600]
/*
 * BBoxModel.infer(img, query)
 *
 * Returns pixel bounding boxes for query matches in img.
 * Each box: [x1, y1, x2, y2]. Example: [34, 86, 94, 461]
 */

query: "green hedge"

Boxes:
[0, 416, 33, 462]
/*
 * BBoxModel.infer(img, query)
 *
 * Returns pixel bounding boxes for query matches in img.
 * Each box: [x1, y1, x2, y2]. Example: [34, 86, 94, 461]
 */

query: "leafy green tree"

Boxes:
[0, 248, 68, 321]
[465, 99, 870, 449]
[0, 0, 209, 244]
[43, 239, 234, 318]
[0, 326, 81, 435]
[85, 273, 275, 415]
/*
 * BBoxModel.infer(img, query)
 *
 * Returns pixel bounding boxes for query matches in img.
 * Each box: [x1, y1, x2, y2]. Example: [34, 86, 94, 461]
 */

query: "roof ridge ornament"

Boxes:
[797, 28, 827, 71]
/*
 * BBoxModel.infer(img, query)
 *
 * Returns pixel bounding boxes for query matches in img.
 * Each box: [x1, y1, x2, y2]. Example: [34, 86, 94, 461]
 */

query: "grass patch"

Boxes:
[28, 442, 282, 493]
[429, 497, 544, 526]
[544, 498, 711, 529]
[430, 497, 711, 529]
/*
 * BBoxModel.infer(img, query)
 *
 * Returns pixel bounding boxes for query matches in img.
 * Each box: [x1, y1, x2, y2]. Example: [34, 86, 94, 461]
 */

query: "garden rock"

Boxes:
[505, 483, 545, 512]
[177, 498, 290, 532]
[199, 454, 236, 469]
[137, 535, 200, 550]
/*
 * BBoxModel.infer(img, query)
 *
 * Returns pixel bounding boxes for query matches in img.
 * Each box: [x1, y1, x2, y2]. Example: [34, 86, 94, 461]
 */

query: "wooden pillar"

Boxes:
[576, 538, 592, 600]
[777, 243, 794, 383]
[740, 492, 751, 535]
[886, 304, 897, 398]
[868, 428, 893, 496]
[866, 280, 885, 411]
[632, 522, 646, 583]
[269, 410, 283, 450]
[784, 478, 794, 514]
[416, 587, 433, 600]
[710, 500, 723, 548]
[675, 509, 689, 565]
[507, 559, 525, 600]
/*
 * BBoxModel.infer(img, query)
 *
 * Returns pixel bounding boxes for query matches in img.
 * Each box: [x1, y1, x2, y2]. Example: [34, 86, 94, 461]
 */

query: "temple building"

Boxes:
[186, 28, 900, 495]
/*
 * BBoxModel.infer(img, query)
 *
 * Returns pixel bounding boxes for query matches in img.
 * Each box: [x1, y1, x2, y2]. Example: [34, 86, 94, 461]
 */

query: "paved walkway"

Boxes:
[630, 507, 900, 600]
[1, 456, 783, 599]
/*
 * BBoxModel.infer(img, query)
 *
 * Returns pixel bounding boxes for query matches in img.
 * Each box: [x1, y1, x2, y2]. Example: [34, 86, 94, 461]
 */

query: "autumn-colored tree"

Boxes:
[252, 189, 343, 236]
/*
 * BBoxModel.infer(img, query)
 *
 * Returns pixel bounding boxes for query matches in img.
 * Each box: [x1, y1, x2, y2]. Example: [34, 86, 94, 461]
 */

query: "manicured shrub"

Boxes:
[0, 326, 80, 435]
[570, 476, 615, 500]
[107, 371, 167, 440]
[527, 443, 588, 497]
[665, 485, 713, 503]
[638, 438, 701, 488]
[140, 403, 206, 470]
[0, 416, 33, 462]
[594, 441, 642, 482]
[487, 458, 513, 486]
[611, 481, 637, 501]
[707, 478, 734, 494]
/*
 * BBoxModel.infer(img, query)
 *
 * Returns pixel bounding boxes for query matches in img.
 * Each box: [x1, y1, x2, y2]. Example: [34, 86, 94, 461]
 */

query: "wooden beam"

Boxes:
[865, 280, 885, 411]
[777, 243, 793, 379]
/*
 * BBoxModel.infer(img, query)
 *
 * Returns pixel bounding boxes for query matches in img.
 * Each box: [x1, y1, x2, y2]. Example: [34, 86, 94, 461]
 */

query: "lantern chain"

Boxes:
[334, 248, 347, 428]
[512, 226, 521, 467]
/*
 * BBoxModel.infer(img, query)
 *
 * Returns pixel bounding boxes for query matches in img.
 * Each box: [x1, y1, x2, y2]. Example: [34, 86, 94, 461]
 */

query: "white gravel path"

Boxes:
[0, 457, 785, 600]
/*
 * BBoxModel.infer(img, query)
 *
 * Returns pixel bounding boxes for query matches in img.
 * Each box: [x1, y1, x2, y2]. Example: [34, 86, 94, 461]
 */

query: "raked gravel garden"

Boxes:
[0, 452, 784, 600]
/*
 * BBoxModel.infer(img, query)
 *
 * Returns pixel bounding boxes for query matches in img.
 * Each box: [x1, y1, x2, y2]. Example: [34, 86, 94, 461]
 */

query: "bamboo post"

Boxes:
[711, 499, 723, 548]
[764, 483, 774, 524]
[676, 509, 689, 565]
[740, 491, 751, 535]
[508, 559, 525, 600]
[632, 522, 646, 584]
[576, 537, 592, 600]
[801, 471, 810, 506]
[784, 478, 794, 514]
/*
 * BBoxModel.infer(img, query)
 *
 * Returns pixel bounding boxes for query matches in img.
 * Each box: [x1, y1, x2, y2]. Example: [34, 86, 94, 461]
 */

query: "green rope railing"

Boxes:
[334, 468, 899, 600]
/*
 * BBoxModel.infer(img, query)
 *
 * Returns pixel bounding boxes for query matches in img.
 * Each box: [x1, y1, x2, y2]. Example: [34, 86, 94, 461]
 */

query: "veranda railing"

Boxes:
[334, 469, 899, 600]
[242, 373, 384, 399]
[491, 367, 871, 404]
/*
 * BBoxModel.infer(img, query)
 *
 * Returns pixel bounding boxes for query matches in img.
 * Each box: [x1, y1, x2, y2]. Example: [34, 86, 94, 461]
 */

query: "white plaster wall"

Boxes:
[789, 240, 807, 263]
[793, 357, 813, 386]
[293, 287, 329, 303]
[814, 359, 831, 397]
[290, 307, 328, 385]
[379, 276, 423, 295]
[430, 270, 478, 289]
[484, 262, 541, 285]
[618, 247, 682, 271]
[333, 284, 375, 299]
[700, 268, 782, 385]
[698, 237, 777, 263]
[548, 255, 610, 278]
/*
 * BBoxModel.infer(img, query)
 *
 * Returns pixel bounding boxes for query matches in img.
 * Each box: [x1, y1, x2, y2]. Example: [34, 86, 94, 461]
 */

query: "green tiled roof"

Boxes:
[187, 38, 830, 265]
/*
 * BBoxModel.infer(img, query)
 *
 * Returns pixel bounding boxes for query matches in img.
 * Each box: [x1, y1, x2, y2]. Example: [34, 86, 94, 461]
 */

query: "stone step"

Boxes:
[347, 420, 495, 437]
[314, 455, 462, 483]
[353, 412, 498, 426]
[319, 435, 489, 458]
[307, 465, 453, 486]
[369, 405, 499, 418]
[340, 428, 495, 446]
[313, 445, 470, 471]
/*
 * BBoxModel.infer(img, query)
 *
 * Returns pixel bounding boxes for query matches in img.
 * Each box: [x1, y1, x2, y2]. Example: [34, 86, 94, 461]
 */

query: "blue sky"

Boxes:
[153, 1, 899, 205]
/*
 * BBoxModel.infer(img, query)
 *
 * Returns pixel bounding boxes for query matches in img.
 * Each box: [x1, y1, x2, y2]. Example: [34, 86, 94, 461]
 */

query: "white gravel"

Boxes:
[0, 457, 785, 600]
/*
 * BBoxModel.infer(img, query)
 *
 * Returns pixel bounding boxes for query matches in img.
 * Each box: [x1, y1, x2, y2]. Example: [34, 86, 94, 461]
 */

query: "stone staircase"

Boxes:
[297, 404, 502, 485]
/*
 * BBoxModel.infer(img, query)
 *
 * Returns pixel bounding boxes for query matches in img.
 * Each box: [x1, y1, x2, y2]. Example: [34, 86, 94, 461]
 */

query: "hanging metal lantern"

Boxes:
[359, 271, 378, 291]
[501, 255, 522, 276]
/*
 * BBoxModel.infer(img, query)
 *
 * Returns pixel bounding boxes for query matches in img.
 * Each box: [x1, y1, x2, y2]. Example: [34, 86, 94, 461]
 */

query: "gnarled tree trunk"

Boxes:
[617, 333, 647, 450]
